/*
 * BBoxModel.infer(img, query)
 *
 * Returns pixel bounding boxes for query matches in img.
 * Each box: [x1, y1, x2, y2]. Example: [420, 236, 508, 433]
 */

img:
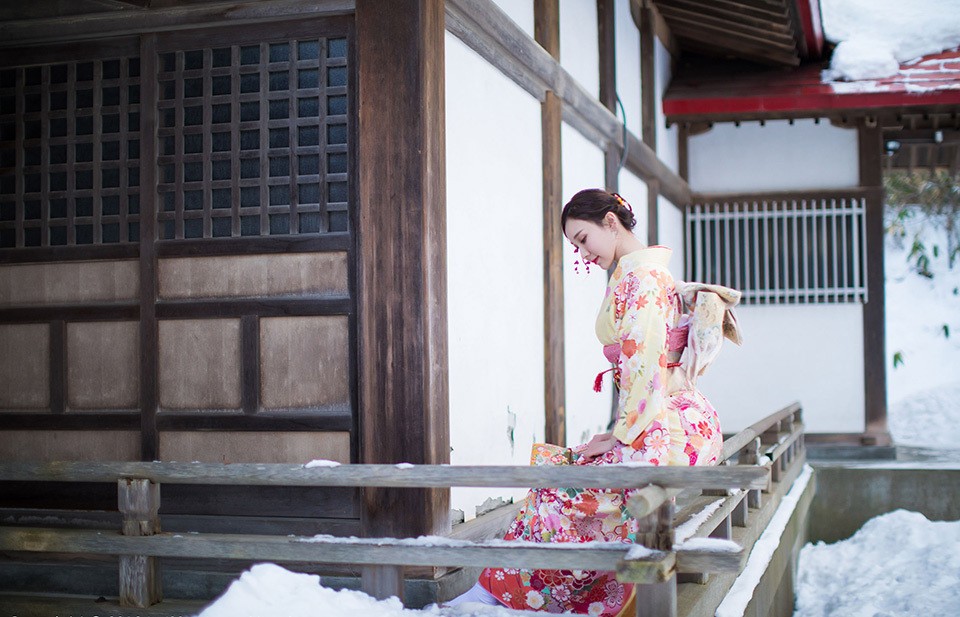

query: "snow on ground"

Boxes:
[195, 563, 537, 617]
[820, 0, 960, 81]
[884, 208, 960, 447]
[794, 510, 960, 617]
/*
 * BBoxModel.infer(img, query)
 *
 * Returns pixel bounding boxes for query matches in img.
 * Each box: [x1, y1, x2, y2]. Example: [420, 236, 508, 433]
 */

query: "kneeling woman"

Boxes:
[448, 189, 741, 615]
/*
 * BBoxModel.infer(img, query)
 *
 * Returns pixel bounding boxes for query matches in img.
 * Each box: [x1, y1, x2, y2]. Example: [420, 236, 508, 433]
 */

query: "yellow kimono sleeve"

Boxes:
[611, 271, 670, 447]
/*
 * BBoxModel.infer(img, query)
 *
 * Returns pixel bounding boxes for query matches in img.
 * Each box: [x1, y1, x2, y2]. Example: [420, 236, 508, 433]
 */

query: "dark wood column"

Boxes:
[356, 0, 450, 537]
[858, 119, 890, 445]
[639, 3, 658, 245]
[536, 0, 566, 447]
[139, 33, 159, 462]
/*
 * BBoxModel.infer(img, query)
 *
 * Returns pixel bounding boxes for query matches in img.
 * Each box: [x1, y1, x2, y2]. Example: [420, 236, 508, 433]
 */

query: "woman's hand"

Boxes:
[579, 432, 617, 462]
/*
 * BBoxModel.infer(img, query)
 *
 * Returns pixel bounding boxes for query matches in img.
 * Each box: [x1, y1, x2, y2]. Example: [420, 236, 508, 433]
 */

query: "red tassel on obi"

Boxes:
[594, 368, 615, 392]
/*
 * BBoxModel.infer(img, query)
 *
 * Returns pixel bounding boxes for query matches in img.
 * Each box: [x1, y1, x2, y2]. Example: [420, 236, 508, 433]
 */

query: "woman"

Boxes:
[448, 189, 741, 615]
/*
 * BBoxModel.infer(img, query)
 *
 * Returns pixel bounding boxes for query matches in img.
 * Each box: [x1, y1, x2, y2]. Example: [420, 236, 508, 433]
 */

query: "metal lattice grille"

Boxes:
[155, 37, 349, 240]
[0, 58, 142, 248]
[685, 194, 868, 304]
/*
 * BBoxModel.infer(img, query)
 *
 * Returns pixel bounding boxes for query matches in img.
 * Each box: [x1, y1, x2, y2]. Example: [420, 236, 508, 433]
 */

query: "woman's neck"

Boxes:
[614, 234, 645, 262]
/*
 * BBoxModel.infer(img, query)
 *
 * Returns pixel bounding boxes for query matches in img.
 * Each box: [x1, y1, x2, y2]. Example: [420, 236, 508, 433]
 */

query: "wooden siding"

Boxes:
[0, 15, 358, 531]
[158, 430, 350, 464]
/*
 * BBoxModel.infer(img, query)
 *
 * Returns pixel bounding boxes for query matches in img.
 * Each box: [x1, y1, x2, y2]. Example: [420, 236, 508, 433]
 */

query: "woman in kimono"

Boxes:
[447, 189, 741, 616]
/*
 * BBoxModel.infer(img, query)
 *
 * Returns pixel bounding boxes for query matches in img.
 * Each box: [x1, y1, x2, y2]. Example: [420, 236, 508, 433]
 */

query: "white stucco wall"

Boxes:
[654, 37, 679, 176]
[688, 119, 860, 192]
[615, 0, 641, 136]
[492, 0, 533, 37]
[617, 171, 649, 244]
[657, 195, 684, 256]
[445, 33, 545, 518]
[697, 304, 866, 433]
[561, 122, 610, 447]
[560, 0, 600, 99]
[686, 119, 865, 433]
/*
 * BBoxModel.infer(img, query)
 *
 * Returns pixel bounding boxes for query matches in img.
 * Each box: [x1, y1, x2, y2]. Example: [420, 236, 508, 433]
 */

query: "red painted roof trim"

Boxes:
[665, 89, 960, 116]
[664, 49, 960, 118]
[794, 0, 824, 59]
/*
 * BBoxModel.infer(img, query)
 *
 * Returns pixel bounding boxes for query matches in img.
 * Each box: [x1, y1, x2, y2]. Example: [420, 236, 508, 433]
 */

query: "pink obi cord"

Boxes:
[595, 325, 689, 391]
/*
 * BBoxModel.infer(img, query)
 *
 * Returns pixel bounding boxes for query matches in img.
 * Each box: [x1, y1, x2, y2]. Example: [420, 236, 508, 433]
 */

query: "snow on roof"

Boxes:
[664, 0, 960, 119]
[821, 0, 960, 81]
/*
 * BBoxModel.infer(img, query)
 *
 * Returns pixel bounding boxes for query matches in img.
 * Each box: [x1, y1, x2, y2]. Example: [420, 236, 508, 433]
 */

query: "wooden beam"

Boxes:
[139, 33, 159, 463]
[858, 120, 890, 446]
[0, 0, 355, 46]
[655, 3, 797, 48]
[446, 0, 690, 207]
[671, 35, 800, 67]
[654, 0, 791, 34]
[535, 0, 566, 447]
[356, 0, 450, 538]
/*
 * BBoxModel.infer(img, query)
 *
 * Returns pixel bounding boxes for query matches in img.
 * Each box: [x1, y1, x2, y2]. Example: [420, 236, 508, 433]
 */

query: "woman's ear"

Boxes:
[604, 211, 618, 229]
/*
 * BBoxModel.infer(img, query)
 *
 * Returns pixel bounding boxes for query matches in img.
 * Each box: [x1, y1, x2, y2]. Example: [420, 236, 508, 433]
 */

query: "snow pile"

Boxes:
[820, 0, 960, 81]
[196, 563, 414, 617]
[304, 459, 341, 468]
[716, 466, 813, 617]
[885, 209, 960, 447]
[196, 563, 524, 617]
[794, 510, 960, 617]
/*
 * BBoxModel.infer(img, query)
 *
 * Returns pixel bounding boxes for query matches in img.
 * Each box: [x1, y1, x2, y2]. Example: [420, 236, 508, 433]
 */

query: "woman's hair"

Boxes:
[561, 189, 637, 232]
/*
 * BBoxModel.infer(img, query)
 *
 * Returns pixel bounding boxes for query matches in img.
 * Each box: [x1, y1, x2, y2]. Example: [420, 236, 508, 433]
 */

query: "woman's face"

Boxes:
[564, 215, 617, 271]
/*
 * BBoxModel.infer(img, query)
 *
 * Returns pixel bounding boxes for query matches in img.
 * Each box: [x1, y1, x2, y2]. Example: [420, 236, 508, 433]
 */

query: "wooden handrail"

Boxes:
[0, 403, 809, 617]
[721, 401, 802, 461]
[0, 527, 743, 575]
[0, 461, 768, 490]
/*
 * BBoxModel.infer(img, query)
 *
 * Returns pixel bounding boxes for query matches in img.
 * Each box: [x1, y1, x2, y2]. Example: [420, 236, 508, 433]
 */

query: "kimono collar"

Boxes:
[616, 245, 672, 272]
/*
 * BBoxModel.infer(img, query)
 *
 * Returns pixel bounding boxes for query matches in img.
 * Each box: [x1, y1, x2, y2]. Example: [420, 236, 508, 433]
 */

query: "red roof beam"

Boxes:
[794, 0, 824, 60]
[664, 89, 960, 117]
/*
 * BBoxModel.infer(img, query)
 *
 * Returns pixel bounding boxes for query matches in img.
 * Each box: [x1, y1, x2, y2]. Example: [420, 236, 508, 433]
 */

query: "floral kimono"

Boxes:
[478, 246, 741, 616]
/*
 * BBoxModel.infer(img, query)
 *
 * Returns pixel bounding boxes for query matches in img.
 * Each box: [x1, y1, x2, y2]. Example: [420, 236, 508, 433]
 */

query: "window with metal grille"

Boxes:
[0, 57, 142, 248]
[155, 35, 349, 240]
[685, 192, 868, 304]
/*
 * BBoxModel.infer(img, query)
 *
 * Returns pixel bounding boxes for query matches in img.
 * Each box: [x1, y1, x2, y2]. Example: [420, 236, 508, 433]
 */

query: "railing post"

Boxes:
[118, 478, 162, 608]
[634, 499, 677, 616]
[361, 565, 404, 602]
[636, 572, 677, 617]
[742, 437, 763, 509]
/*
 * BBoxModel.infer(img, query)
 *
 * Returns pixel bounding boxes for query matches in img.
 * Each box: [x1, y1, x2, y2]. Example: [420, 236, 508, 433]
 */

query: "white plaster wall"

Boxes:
[657, 196, 684, 256]
[492, 0, 534, 37]
[561, 123, 610, 447]
[687, 119, 864, 434]
[654, 37, 679, 176]
[617, 171, 648, 244]
[696, 304, 866, 433]
[445, 33, 545, 518]
[615, 0, 641, 136]
[560, 0, 599, 99]
[688, 119, 860, 193]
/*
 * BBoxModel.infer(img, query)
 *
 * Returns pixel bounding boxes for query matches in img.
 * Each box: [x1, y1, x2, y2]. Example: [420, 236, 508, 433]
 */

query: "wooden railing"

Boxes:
[0, 403, 806, 617]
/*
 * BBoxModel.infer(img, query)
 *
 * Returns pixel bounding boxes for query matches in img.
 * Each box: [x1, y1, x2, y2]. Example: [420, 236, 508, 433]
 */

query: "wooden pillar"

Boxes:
[139, 34, 159, 462]
[639, 2, 658, 245]
[536, 0, 566, 447]
[597, 0, 619, 192]
[356, 0, 450, 545]
[859, 119, 890, 446]
[118, 478, 161, 607]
